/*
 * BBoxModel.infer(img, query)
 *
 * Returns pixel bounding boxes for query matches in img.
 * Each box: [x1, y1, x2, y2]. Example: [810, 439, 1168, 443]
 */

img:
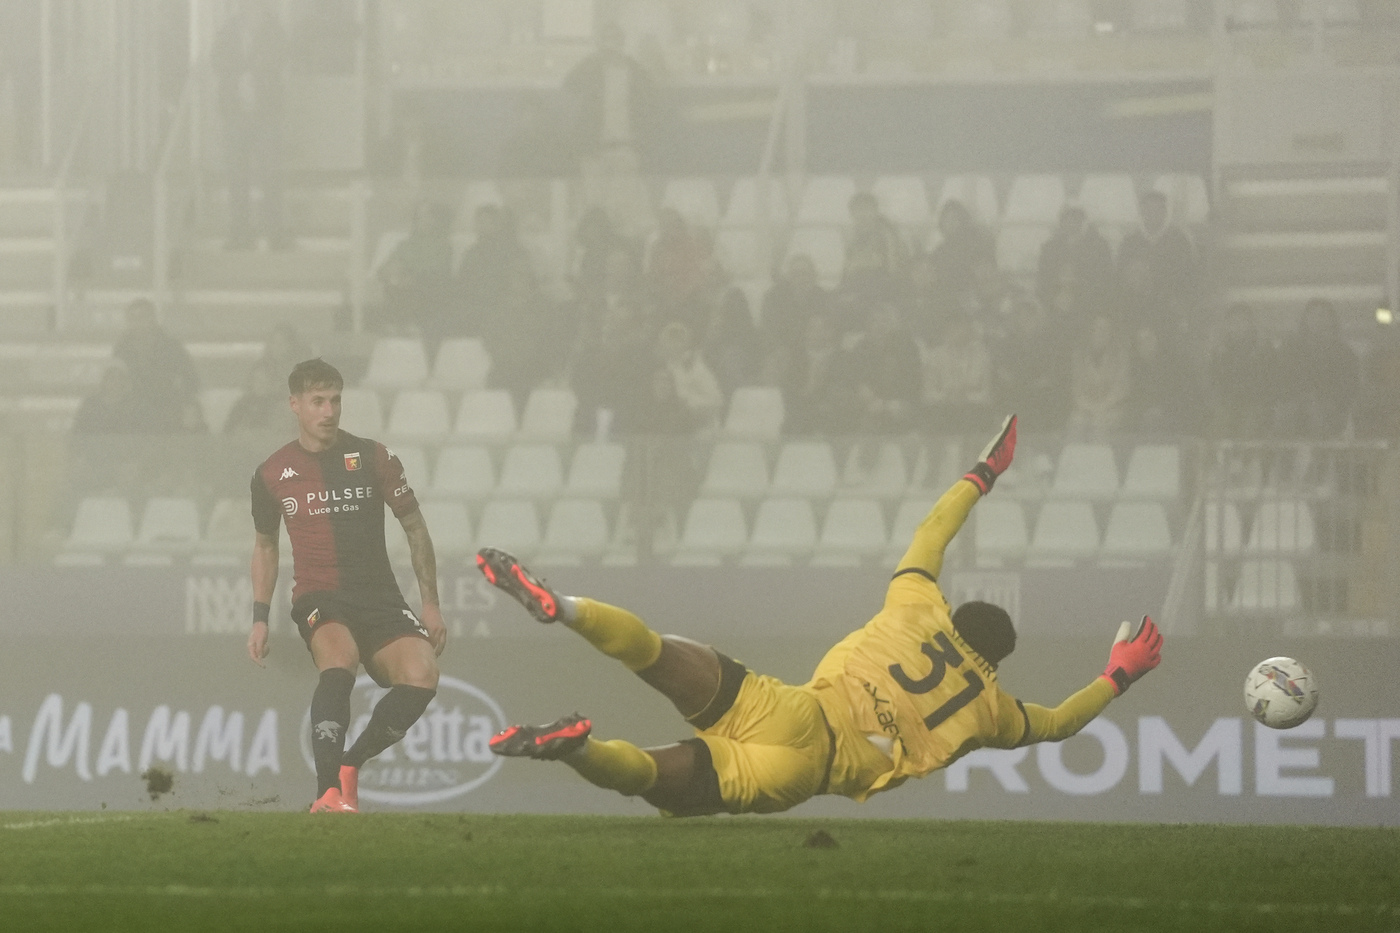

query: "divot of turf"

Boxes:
[188, 813, 217, 824]
[803, 829, 838, 849]
[140, 767, 174, 801]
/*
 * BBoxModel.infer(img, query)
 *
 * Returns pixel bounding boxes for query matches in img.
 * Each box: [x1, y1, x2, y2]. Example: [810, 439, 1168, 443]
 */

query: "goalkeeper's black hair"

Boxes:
[952, 601, 1016, 668]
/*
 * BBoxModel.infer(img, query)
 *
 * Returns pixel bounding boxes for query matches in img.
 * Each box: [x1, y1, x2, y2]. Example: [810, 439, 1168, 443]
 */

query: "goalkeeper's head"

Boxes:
[952, 602, 1016, 668]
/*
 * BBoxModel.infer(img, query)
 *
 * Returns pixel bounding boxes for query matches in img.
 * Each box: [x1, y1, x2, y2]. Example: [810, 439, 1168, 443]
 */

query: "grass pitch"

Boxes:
[0, 812, 1395, 933]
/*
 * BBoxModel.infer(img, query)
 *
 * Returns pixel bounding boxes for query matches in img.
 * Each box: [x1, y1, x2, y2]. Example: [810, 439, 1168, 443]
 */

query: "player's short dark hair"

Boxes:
[287, 358, 343, 395]
[952, 601, 1016, 667]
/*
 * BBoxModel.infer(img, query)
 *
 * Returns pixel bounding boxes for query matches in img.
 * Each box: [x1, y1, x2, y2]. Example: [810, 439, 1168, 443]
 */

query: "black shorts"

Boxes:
[291, 590, 429, 685]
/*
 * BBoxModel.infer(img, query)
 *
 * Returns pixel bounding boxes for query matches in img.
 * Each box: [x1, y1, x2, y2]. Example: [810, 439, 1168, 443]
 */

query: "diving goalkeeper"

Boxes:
[478, 415, 1163, 815]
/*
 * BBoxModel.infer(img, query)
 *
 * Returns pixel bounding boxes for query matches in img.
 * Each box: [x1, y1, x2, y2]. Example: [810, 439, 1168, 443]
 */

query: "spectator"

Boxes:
[224, 359, 287, 434]
[759, 253, 833, 384]
[842, 191, 907, 301]
[1037, 205, 1113, 310]
[920, 316, 993, 433]
[1117, 190, 1199, 325]
[994, 296, 1071, 431]
[459, 203, 536, 338]
[1276, 298, 1360, 439]
[1357, 320, 1400, 439]
[483, 264, 559, 406]
[846, 300, 921, 434]
[645, 208, 709, 323]
[572, 295, 654, 438]
[562, 20, 662, 238]
[72, 363, 144, 434]
[700, 285, 760, 396]
[1206, 303, 1278, 440]
[1126, 325, 1199, 434]
[112, 299, 200, 432]
[377, 201, 455, 344]
[783, 312, 856, 435]
[637, 322, 724, 435]
[571, 207, 630, 311]
[904, 251, 952, 343]
[1068, 315, 1132, 439]
[212, 0, 288, 250]
[928, 200, 995, 319]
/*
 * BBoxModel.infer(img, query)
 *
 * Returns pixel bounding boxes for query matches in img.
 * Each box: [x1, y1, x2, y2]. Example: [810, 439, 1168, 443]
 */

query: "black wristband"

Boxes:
[253, 601, 271, 624]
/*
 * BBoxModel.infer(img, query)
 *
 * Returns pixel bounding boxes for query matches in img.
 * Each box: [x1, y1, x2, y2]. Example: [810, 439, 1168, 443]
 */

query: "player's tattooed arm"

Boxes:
[400, 508, 447, 655]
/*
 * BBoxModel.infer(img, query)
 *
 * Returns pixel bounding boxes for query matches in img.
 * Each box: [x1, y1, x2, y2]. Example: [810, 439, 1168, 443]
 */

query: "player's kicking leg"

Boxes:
[476, 547, 725, 811]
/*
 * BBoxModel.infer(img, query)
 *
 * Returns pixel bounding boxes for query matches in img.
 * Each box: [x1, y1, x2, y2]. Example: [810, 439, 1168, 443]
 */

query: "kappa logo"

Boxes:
[279, 467, 299, 481]
[299, 675, 505, 806]
[344, 452, 362, 471]
[281, 497, 298, 517]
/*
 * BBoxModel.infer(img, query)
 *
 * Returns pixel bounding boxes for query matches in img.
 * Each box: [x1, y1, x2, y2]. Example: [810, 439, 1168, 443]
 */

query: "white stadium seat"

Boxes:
[770, 441, 839, 496]
[817, 498, 889, 561]
[975, 500, 1029, 566]
[1052, 444, 1120, 499]
[454, 389, 517, 439]
[1028, 501, 1100, 564]
[995, 225, 1054, 276]
[1003, 174, 1066, 225]
[714, 227, 767, 281]
[417, 499, 473, 556]
[1122, 445, 1181, 499]
[387, 390, 452, 439]
[363, 338, 429, 389]
[888, 497, 936, 558]
[871, 175, 931, 229]
[722, 176, 789, 229]
[673, 498, 749, 565]
[136, 497, 201, 548]
[745, 497, 818, 563]
[661, 177, 722, 228]
[388, 444, 431, 492]
[497, 444, 564, 498]
[565, 443, 627, 498]
[1152, 174, 1211, 227]
[67, 496, 134, 550]
[519, 388, 578, 441]
[199, 387, 243, 434]
[701, 441, 770, 497]
[1077, 174, 1142, 230]
[723, 387, 785, 439]
[475, 499, 541, 554]
[337, 388, 384, 438]
[431, 338, 492, 392]
[540, 498, 611, 561]
[842, 442, 909, 497]
[935, 174, 1000, 227]
[786, 226, 847, 286]
[1100, 501, 1173, 561]
[432, 445, 496, 498]
[795, 175, 858, 226]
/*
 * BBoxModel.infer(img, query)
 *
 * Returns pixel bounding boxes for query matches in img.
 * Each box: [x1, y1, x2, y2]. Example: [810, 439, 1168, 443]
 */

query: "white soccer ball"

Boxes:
[1244, 657, 1319, 729]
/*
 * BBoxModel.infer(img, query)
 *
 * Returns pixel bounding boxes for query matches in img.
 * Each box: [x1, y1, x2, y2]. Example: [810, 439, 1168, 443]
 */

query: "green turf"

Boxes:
[0, 812, 1395, 933]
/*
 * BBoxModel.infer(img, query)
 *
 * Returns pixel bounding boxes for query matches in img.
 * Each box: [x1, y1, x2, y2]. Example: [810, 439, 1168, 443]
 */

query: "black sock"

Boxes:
[342, 685, 436, 768]
[309, 667, 355, 796]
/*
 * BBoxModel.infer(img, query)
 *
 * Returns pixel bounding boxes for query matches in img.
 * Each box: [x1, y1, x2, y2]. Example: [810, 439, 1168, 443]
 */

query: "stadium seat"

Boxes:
[1122, 445, 1181, 499]
[714, 227, 767, 281]
[1245, 500, 1316, 553]
[432, 445, 496, 498]
[363, 338, 429, 389]
[817, 498, 889, 561]
[722, 386, 785, 439]
[841, 441, 909, 497]
[417, 499, 473, 556]
[975, 500, 1029, 567]
[1228, 0, 1280, 26]
[1232, 560, 1299, 611]
[454, 389, 517, 439]
[475, 499, 542, 554]
[496, 444, 564, 498]
[67, 496, 134, 550]
[1100, 501, 1173, 561]
[136, 497, 201, 549]
[770, 441, 839, 496]
[795, 175, 858, 226]
[994, 225, 1053, 276]
[934, 175, 999, 227]
[745, 497, 818, 564]
[388, 444, 431, 491]
[722, 176, 789, 229]
[1028, 501, 1100, 564]
[518, 388, 578, 441]
[871, 175, 931, 229]
[538, 498, 611, 563]
[673, 498, 749, 565]
[1076, 174, 1142, 230]
[1026, 0, 1092, 35]
[1299, 0, 1360, 25]
[194, 498, 251, 564]
[1130, 0, 1188, 30]
[431, 338, 492, 392]
[1205, 500, 1243, 554]
[1051, 444, 1120, 499]
[199, 387, 243, 434]
[1003, 175, 1066, 225]
[387, 389, 452, 439]
[461, 179, 504, 220]
[948, 0, 1013, 37]
[338, 388, 384, 438]
[786, 226, 847, 286]
[565, 442, 626, 498]
[888, 497, 937, 558]
[661, 177, 722, 228]
[1151, 175, 1211, 227]
[701, 441, 770, 497]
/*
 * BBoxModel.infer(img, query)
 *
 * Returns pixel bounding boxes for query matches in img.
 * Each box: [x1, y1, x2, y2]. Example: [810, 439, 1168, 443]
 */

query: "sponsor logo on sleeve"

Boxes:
[344, 452, 361, 472]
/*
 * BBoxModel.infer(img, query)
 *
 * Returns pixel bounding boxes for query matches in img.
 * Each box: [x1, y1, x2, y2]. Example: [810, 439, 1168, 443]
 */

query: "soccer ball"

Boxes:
[1244, 657, 1319, 729]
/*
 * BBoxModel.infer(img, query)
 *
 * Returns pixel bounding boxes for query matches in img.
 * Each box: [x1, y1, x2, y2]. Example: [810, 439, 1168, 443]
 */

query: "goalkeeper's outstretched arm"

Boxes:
[893, 415, 1017, 581]
[992, 617, 1164, 746]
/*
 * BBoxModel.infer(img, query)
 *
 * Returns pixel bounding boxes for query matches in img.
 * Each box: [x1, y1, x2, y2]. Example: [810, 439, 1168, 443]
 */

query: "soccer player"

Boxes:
[247, 359, 446, 813]
[478, 415, 1162, 815]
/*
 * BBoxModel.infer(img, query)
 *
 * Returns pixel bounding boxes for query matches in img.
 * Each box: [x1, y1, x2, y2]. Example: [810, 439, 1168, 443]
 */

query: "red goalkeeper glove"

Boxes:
[1102, 615, 1163, 696]
[963, 414, 1018, 494]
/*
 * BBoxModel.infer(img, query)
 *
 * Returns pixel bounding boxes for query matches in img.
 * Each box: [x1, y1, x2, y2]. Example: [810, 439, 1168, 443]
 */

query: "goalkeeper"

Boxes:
[478, 415, 1164, 815]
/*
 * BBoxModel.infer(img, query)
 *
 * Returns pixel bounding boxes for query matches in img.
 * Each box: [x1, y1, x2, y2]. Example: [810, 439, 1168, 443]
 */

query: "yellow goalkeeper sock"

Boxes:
[567, 598, 664, 672]
[564, 738, 658, 796]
